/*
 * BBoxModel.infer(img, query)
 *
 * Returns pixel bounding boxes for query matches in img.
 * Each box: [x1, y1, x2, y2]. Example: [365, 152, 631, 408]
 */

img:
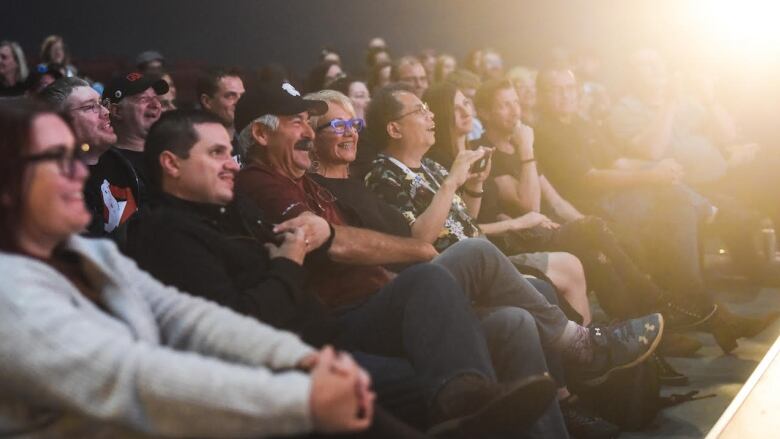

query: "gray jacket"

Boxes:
[0, 235, 315, 438]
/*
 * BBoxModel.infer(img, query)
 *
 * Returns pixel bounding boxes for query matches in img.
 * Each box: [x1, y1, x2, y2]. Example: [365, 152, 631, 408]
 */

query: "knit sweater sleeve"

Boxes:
[0, 250, 315, 438]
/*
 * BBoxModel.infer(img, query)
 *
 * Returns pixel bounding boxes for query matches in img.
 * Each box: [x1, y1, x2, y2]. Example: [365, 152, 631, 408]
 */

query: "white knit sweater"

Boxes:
[0, 235, 315, 438]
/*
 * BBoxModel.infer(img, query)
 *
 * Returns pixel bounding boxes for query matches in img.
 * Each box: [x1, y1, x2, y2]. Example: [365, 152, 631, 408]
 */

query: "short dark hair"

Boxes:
[0, 98, 60, 253]
[144, 109, 224, 191]
[474, 78, 514, 113]
[195, 68, 243, 101]
[364, 82, 414, 151]
[37, 77, 91, 112]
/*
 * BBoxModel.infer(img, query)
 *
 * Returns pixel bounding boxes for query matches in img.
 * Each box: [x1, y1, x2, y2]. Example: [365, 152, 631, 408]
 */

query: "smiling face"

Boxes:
[168, 122, 238, 205]
[314, 103, 359, 168]
[65, 86, 117, 148]
[114, 87, 163, 140]
[390, 91, 436, 150]
[201, 75, 244, 128]
[257, 112, 316, 179]
[20, 114, 91, 245]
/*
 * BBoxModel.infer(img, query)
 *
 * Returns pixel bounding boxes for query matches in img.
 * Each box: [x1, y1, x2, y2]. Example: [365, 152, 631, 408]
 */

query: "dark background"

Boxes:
[3, 0, 779, 143]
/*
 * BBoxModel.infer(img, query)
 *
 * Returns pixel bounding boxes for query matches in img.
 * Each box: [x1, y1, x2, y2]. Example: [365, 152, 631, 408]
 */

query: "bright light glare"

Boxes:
[690, 0, 780, 57]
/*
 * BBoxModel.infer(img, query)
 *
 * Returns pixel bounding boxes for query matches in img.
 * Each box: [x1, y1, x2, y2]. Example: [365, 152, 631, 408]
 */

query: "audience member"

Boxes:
[197, 68, 245, 159]
[0, 40, 29, 96]
[85, 71, 168, 239]
[158, 72, 177, 112]
[135, 49, 165, 76]
[434, 54, 457, 83]
[327, 76, 371, 120]
[507, 66, 538, 126]
[38, 34, 77, 77]
[392, 56, 428, 98]
[418, 49, 437, 80]
[367, 60, 391, 94]
[306, 60, 345, 94]
[26, 63, 64, 95]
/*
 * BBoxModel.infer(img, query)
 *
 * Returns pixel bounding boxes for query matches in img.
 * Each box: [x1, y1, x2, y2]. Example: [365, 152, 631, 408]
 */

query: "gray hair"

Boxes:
[304, 89, 354, 130]
[37, 77, 91, 110]
[237, 114, 279, 160]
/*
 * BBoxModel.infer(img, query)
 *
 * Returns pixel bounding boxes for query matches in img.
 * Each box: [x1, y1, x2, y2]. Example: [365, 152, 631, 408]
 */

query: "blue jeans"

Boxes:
[335, 263, 495, 404]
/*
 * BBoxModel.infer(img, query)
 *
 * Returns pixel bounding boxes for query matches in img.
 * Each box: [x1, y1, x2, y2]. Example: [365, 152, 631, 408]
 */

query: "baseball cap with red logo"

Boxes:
[103, 71, 170, 104]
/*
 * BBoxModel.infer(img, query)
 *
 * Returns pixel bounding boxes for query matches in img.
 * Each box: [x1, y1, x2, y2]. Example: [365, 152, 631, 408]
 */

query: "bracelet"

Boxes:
[463, 188, 484, 198]
[520, 157, 536, 165]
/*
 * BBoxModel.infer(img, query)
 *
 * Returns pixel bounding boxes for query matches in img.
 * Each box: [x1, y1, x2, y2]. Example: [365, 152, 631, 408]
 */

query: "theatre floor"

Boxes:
[621, 284, 780, 439]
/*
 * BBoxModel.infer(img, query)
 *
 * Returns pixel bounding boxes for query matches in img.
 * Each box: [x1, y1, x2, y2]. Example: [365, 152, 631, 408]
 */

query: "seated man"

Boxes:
[233, 82, 663, 395]
[128, 109, 559, 437]
[85, 71, 168, 241]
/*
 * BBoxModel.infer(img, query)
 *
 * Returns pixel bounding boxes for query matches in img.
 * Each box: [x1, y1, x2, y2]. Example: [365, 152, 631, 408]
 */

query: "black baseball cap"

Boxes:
[234, 81, 328, 133]
[103, 71, 169, 104]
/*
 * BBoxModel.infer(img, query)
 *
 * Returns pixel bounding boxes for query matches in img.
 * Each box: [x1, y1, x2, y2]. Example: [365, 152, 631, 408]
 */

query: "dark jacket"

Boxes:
[126, 193, 338, 346]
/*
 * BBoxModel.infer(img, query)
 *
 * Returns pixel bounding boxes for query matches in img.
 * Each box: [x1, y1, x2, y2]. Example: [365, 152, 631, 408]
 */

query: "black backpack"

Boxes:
[574, 355, 714, 430]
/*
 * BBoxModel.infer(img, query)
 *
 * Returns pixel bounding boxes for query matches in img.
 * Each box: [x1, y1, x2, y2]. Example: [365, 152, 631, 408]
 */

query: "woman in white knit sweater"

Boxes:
[0, 100, 381, 438]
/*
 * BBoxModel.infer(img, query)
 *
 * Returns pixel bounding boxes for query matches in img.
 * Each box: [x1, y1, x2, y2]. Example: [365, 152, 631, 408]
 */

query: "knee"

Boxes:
[399, 263, 467, 304]
[450, 238, 502, 262]
[548, 252, 585, 286]
[481, 307, 538, 343]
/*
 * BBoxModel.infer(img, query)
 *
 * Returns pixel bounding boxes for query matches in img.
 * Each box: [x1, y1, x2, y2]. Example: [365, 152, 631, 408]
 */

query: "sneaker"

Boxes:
[428, 373, 556, 437]
[560, 396, 620, 439]
[578, 313, 664, 386]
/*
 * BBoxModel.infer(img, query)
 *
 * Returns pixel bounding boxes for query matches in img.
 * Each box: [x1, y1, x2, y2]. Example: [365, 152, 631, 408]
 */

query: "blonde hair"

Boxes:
[304, 89, 355, 130]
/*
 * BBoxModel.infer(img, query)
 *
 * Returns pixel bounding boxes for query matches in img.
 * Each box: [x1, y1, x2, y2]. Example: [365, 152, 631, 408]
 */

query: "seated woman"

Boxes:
[0, 99, 419, 438]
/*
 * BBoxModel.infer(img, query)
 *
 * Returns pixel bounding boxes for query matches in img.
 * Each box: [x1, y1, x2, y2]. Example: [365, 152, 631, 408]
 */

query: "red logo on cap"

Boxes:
[126, 72, 143, 82]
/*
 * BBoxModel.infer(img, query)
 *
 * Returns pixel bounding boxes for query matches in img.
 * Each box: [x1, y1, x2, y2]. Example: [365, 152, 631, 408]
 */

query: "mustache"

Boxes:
[294, 139, 314, 151]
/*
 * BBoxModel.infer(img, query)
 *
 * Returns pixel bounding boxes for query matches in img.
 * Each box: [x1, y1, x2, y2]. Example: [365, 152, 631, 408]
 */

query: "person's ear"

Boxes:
[158, 150, 182, 180]
[387, 121, 403, 140]
[252, 121, 272, 146]
[199, 93, 212, 110]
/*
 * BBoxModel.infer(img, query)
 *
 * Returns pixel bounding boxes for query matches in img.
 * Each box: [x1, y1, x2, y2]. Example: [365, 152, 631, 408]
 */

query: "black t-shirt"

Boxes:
[310, 173, 412, 238]
[84, 147, 150, 237]
[534, 115, 621, 204]
[468, 136, 530, 222]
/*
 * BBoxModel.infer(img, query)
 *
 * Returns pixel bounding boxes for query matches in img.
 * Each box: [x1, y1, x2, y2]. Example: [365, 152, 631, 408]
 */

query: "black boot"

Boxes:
[427, 373, 556, 437]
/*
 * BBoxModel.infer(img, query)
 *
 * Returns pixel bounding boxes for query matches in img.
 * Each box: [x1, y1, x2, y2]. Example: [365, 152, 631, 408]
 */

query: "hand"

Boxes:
[513, 122, 535, 158]
[649, 158, 684, 184]
[510, 212, 559, 231]
[464, 147, 493, 190]
[274, 211, 331, 251]
[726, 143, 760, 168]
[446, 148, 486, 189]
[265, 228, 307, 265]
[309, 346, 374, 433]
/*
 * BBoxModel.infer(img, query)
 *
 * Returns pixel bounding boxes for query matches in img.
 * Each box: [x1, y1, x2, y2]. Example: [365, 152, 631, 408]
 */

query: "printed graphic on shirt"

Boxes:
[100, 179, 137, 232]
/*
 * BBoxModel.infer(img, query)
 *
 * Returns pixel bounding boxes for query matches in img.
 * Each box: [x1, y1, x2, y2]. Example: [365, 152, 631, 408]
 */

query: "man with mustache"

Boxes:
[86, 71, 168, 241]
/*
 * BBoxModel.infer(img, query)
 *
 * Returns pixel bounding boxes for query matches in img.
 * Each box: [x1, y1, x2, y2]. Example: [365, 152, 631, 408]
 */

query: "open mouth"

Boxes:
[337, 141, 354, 150]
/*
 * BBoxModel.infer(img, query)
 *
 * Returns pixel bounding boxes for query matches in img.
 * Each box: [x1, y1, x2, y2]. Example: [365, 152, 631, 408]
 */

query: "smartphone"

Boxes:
[470, 148, 492, 173]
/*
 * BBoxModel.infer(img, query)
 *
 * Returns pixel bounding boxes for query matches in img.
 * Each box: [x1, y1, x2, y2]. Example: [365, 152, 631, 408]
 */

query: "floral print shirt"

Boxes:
[364, 154, 481, 252]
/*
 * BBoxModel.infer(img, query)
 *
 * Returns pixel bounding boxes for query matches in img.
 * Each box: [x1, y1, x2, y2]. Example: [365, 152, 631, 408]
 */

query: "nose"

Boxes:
[225, 156, 240, 172]
[302, 119, 315, 138]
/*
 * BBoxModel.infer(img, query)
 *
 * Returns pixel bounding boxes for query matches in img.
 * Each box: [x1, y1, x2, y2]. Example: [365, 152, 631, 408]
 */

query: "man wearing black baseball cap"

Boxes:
[84, 71, 168, 243]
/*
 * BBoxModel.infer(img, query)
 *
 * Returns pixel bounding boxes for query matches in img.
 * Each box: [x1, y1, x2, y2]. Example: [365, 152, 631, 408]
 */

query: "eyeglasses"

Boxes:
[67, 98, 111, 114]
[392, 102, 431, 121]
[315, 117, 365, 135]
[21, 144, 90, 178]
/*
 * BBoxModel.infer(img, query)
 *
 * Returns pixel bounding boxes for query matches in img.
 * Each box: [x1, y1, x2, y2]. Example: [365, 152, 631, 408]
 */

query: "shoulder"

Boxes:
[423, 158, 448, 177]
[365, 155, 402, 184]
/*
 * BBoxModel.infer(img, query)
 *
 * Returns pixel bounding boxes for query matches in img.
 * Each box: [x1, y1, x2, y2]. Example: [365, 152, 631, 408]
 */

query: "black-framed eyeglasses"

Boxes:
[21, 144, 90, 178]
[315, 117, 365, 135]
[392, 102, 431, 121]
[67, 98, 111, 114]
